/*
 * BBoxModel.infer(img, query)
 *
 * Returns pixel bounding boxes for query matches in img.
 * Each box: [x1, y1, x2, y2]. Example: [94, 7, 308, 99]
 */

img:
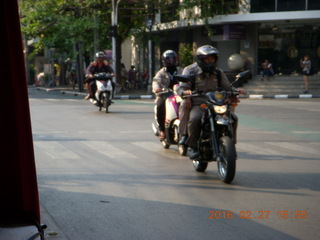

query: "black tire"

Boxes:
[162, 139, 170, 149]
[192, 160, 208, 172]
[173, 124, 187, 156]
[178, 144, 188, 156]
[217, 136, 236, 183]
[105, 92, 110, 113]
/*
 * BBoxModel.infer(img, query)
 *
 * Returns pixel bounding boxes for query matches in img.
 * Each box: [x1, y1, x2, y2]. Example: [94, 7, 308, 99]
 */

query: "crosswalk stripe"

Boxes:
[237, 142, 287, 156]
[131, 141, 185, 159]
[81, 141, 137, 159]
[265, 142, 320, 155]
[34, 141, 80, 159]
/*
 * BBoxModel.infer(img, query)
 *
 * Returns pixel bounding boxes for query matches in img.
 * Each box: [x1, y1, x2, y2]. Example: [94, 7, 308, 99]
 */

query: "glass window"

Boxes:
[258, 23, 320, 75]
[308, 0, 320, 10]
[251, 0, 276, 13]
[277, 0, 305, 11]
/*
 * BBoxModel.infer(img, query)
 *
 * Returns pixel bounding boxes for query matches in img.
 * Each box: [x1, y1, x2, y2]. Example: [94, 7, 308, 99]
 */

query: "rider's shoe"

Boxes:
[189, 147, 199, 159]
[179, 135, 188, 145]
[84, 94, 91, 100]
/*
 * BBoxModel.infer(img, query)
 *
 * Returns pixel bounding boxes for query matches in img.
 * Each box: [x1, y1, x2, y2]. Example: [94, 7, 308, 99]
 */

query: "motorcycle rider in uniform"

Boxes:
[152, 50, 183, 140]
[177, 45, 246, 159]
[85, 51, 115, 100]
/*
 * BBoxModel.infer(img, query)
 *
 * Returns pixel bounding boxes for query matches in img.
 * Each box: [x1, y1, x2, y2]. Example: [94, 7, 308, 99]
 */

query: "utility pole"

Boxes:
[75, 7, 84, 92]
[111, 0, 122, 84]
[147, 1, 154, 94]
[94, 10, 99, 54]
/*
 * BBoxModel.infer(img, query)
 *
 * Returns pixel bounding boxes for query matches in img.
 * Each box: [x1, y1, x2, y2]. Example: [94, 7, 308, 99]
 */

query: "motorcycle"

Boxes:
[177, 70, 250, 183]
[90, 72, 113, 113]
[152, 85, 188, 156]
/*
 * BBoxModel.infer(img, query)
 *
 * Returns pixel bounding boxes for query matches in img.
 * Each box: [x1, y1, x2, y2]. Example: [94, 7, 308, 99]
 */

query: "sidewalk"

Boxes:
[31, 85, 320, 99]
[32, 85, 155, 100]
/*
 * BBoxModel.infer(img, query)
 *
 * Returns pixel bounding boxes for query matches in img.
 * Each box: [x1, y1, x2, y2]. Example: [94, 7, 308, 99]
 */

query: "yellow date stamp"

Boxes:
[208, 210, 308, 220]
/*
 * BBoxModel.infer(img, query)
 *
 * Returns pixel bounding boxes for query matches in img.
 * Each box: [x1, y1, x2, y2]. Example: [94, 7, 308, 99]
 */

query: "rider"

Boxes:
[178, 45, 245, 159]
[152, 50, 182, 140]
[85, 51, 115, 100]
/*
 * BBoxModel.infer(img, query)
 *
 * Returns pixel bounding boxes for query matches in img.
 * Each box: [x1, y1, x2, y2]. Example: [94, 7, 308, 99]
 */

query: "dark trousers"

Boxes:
[156, 96, 166, 132]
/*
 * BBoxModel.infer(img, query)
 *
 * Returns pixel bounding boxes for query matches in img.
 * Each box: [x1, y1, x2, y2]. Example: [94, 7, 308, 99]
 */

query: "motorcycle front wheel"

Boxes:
[217, 136, 236, 183]
[103, 92, 111, 113]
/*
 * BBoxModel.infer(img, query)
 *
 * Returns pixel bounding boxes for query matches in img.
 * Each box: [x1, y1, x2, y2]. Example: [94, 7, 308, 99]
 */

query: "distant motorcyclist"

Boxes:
[178, 45, 245, 159]
[152, 50, 182, 140]
[85, 51, 115, 100]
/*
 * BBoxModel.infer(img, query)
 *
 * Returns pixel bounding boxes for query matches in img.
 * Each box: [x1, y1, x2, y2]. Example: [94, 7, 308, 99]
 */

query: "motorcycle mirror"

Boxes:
[232, 70, 250, 87]
[235, 70, 250, 80]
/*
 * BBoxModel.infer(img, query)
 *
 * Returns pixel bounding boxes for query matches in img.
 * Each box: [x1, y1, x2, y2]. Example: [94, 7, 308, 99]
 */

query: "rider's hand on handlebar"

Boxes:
[237, 88, 247, 95]
[155, 88, 162, 93]
[183, 90, 192, 95]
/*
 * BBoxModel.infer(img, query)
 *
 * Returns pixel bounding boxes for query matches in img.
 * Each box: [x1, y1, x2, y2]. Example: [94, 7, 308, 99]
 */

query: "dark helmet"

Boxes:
[196, 45, 219, 73]
[95, 51, 105, 59]
[161, 50, 178, 67]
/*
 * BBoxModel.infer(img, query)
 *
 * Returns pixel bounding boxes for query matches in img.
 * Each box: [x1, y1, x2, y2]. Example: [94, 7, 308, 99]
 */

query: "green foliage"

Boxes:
[179, 43, 194, 68]
[19, 0, 237, 60]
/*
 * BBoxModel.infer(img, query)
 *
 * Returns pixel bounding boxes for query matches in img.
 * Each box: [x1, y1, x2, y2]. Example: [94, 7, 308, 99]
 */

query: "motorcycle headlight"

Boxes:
[214, 105, 227, 114]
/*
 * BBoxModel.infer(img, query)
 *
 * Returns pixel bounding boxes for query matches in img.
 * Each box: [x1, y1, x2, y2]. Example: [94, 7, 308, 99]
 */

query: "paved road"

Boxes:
[28, 88, 320, 240]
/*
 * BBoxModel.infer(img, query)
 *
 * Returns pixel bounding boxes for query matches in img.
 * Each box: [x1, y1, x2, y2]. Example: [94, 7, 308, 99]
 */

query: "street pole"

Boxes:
[94, 10, 99, 54]
[147, 19, 153, 94]
[112, 0, 121, 84]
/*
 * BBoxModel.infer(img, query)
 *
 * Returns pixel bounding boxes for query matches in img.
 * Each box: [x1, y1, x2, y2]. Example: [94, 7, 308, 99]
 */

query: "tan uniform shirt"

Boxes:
[178, 63, 231, 105]
[152, 67, 183, 93]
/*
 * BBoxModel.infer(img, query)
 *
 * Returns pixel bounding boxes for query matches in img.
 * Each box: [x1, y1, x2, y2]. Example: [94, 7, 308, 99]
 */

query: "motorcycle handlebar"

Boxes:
[93, 73, 112, 79]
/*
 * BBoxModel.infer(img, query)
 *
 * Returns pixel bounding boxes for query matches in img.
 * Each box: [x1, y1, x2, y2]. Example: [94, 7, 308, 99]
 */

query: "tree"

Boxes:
[19, 0, 236, 87]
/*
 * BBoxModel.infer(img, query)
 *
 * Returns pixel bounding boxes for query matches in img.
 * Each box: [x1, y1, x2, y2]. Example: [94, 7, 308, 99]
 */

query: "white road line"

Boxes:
[82, 141, 137, 159]
[131, 141, 185, 159]
[237, 142, 285, 156]
[34, 141, 80, 159]
[266, 142, 320, 155]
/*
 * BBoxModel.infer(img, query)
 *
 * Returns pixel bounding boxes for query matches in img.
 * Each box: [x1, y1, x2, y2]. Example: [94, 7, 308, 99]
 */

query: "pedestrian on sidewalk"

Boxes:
[300, 55, 312, 94]
[260, 59, 274, 81]
[120, 63, 128, 92]
[128, 65, 137, 90]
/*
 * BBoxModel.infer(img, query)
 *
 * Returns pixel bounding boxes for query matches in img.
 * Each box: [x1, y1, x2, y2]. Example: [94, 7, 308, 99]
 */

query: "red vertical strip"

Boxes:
[0, 0, 40, 223]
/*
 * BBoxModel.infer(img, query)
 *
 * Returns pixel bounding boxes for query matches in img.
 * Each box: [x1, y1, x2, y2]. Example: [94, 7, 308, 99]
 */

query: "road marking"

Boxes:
[34, 141, 80, 159]
[131, 141, 185, 159]
[265, 142, 320, 155]
[237, 142, 285, 156]
[82, 141, 137, 159]
[292, 131, 320, 134]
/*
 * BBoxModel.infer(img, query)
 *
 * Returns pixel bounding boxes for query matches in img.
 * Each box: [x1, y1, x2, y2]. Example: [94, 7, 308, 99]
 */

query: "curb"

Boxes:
[35, 87, 320, 100]
[239, 94, 320, 99]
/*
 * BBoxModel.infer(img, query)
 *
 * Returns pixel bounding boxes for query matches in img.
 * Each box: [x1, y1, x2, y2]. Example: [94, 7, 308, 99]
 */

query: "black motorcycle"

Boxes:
[177, 70, 249, 183]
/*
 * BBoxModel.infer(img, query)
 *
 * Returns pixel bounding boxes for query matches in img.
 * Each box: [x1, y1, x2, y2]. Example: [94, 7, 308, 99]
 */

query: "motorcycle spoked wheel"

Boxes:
[217, 136, 236, 183]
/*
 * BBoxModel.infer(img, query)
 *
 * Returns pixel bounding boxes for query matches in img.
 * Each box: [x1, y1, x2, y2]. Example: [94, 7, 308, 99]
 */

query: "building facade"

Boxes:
[126, 0, 320, 78]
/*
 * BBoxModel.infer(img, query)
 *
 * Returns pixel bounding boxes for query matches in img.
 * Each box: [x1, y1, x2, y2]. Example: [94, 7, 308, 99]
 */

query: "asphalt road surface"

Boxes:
[28, 88, 320, 240]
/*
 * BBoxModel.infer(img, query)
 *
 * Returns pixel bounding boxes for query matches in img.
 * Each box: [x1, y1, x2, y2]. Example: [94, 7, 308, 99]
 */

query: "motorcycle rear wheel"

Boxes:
[178, 144, 187, 156]
[217, 136, 236, 183]
[192, 160, 208, 172]
[173, 124, 187, 156]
